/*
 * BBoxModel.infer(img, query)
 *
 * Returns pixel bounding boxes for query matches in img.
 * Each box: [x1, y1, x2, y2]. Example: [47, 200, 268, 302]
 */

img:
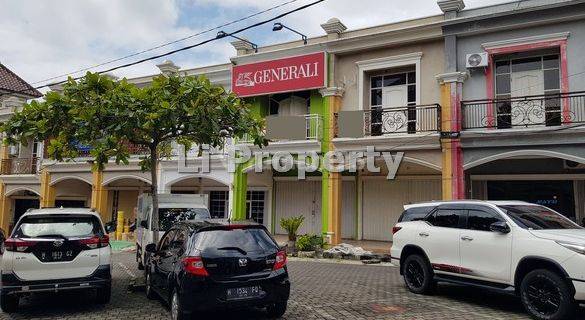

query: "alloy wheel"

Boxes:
[405, 260, 425, 289]
[525, 277, 562, 317]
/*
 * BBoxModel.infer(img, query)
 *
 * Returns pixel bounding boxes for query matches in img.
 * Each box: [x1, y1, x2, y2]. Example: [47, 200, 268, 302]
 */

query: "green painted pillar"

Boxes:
[232, 164, 248, 221]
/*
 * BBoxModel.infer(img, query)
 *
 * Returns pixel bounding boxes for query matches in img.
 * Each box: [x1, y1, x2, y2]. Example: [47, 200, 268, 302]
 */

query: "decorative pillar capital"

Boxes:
[319, 87, 345, 97]
[156, 60, 180, 75]
[438, 0, 465, 14]
[436, 71, 468, 84]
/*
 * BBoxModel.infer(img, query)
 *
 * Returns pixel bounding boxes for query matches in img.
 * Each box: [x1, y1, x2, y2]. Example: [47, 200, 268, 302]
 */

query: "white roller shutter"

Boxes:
[362, 178, 441, 241]
[274, 180, 322, 235]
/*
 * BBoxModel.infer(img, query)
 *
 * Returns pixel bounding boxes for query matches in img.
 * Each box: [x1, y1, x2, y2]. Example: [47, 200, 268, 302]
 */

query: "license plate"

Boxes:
[226, 286, 261, 300]
[39, 250, 75, 262]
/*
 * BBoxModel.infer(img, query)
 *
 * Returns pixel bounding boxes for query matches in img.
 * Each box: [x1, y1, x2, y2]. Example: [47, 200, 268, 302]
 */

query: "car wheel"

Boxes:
[1, 293, 19, 313]
[96, 284, 111, 304]
[403, 254, 434, 294]
[266, 300, 287, 318]
[145, 272, 157, 300]
[520, 269, 575, 320]
[137, 251, 145, 270]
[170, 289, 186, 320]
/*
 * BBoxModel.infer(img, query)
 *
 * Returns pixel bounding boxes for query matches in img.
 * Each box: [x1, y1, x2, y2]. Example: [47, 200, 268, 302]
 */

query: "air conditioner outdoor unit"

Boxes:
[466, 52, 489, 68]
[564, 160, 585, 170]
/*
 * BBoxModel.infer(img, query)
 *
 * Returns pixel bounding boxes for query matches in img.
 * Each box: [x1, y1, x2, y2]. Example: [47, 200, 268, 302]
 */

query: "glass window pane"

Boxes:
[544, 69, 560, 90]
[407, 72, 416, 84]
[495, 61, 510, 74]
[467, 210, 502, 231]
[543, 55, 560, 69]
[371, 89, 382, 106]
[512, 57, 542, 72]
[383, 74, 406, 86]
[496, 74, 511, 94]
[371, 76, 383, 88]
[408, 85, 416, 103]
[427, 209, 462, 228]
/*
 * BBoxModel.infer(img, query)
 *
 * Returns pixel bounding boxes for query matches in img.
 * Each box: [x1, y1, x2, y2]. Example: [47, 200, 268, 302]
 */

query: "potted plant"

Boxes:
[279, 215, 304, 253]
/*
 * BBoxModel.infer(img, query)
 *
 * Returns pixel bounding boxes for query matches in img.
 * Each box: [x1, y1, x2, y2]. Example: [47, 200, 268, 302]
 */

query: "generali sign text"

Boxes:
[232, 52, 326, 97]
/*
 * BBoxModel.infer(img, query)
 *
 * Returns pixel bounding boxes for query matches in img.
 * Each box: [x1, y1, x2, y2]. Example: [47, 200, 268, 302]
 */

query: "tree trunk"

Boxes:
[150, 146, 160, 244]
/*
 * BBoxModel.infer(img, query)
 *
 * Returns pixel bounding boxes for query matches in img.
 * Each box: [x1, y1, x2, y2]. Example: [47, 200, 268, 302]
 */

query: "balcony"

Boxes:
[241, 114, 322, 144]
[461, 92, 585, 130]
[335, 104, 441, 138]
[0, 157, 38, 175]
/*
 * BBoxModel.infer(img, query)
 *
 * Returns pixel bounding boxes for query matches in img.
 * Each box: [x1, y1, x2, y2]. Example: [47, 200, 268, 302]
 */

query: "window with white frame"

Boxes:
[369, 70, 417, 134]
[209, 191, 228, 218]
[246, 191, 265, 224]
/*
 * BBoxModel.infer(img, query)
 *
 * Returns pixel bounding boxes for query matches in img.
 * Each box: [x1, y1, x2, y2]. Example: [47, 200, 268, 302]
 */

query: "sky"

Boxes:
[0, 0, 514, 92]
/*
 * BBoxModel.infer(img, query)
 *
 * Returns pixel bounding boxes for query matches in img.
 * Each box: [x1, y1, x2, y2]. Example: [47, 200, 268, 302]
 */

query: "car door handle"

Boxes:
[419, 232, 429, 237]
[461, 236, 474, 241]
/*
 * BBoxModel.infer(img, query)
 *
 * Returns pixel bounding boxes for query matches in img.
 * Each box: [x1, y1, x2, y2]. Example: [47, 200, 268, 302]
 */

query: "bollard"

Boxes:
[116, 210, 124, 240]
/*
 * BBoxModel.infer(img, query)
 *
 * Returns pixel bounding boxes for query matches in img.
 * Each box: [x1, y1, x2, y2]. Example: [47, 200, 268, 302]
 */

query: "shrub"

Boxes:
[280, 215, 304, 241]
[296, 234, 324, 252]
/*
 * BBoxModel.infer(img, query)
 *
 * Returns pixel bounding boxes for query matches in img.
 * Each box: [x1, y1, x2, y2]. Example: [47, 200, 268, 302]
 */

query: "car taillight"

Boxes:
[78, 235, 110, 249]
[273, 250, 287, 270]
[4, 238, 38, 252]
[392, 226, 402, 235]
[182, 256, 209, 277]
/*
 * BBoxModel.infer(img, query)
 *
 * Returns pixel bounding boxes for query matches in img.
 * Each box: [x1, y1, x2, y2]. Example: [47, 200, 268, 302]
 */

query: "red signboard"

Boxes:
[232, 52, 326, 97]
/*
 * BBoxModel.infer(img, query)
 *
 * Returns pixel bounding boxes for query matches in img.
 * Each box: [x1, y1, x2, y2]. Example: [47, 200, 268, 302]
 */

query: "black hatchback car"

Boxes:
[144, 220, 290, 320]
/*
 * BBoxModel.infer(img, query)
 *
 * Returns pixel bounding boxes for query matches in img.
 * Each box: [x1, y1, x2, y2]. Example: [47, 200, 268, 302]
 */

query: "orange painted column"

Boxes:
[437, 72, 467, 200]
[39, 169, 56, 208]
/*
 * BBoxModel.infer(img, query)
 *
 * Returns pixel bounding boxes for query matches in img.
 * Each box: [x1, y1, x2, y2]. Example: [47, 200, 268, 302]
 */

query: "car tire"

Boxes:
[402, 254, 434, 295]
[145, 271, 157, 300]
[520, 269, 576, 320]
[137, 251, 145, 270]
[96, 284, 111, 304]
[170, 289, 186, 320]
[1, 293, 19, 313]
[266, 300, 287, 318]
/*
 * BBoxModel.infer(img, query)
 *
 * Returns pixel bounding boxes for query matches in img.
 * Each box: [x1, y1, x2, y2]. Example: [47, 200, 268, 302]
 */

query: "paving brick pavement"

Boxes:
[1, 252, 583, 319]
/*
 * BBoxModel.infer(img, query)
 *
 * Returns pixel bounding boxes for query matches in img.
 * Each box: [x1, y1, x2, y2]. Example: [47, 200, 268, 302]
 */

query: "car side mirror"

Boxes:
[490, 221, 510, 234]
[105, 224, 115, 234]
[140, 220, 148, 228]
[145, 243, 157, 253]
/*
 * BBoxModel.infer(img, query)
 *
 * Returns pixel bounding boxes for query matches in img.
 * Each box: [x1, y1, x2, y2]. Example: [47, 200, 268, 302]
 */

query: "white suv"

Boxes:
[391, 200, 585, 320]
[0, 208, 112, 313]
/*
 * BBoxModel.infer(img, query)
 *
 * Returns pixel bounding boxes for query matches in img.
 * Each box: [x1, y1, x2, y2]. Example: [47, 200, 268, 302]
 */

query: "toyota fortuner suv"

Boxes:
[391, 200, 585, 320]
[0, 208, 112, 313]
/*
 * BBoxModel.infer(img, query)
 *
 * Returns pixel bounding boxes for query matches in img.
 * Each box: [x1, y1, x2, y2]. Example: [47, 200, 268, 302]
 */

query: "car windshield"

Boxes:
[159, 208, 211, 231]
[194, 228, 278, 253]
[498, 205, 582, 230]
[12, 215, 103, 239]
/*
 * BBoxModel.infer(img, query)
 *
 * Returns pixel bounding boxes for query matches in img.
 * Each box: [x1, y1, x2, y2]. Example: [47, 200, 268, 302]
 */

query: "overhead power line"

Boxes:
[28, 0, 301, 86]
[0, 0, 325, 98]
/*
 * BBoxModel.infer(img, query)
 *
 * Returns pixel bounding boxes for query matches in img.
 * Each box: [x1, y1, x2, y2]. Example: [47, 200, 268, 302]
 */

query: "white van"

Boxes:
[135, 194, 210, 269]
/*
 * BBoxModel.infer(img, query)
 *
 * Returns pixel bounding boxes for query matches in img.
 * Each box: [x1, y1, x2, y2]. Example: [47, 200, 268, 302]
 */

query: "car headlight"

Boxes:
[556, 241, 585, 255]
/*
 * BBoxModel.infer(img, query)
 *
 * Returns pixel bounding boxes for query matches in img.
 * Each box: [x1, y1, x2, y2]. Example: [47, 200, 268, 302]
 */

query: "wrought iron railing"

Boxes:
[335, 104, 441, 137]
[0, 157, 38, 175]
[461, 92, 585, 130]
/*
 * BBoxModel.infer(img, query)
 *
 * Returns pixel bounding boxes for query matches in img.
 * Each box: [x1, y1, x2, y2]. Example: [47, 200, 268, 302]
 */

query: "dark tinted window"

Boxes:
[427, 209, 462, 228]
[159, 208, 211, 231]
[499, 205, 581, 230]
[194, 228, 278, 253]
[399, 206, 435, 222]
[467, 210, 502, 231]
[13, 215, 102, 239]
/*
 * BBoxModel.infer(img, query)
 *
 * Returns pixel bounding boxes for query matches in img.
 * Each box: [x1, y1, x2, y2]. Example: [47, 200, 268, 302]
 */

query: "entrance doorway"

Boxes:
[487, 180, 575, 219]
[55, 200, 87, 208]
[14, 199, 40, 223]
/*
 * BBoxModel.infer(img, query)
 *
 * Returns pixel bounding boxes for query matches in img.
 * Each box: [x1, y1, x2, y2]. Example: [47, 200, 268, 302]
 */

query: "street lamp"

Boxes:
[272, 22, 307, 45]
[216, 31, 258, 53]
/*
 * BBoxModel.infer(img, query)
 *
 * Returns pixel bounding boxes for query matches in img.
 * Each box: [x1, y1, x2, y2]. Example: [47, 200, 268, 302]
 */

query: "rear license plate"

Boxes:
[39, 250, 75, 262]
[226, 286, 261, 300]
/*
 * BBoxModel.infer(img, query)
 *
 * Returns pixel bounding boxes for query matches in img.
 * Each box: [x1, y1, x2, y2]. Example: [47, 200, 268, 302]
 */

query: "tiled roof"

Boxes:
[0, 63, 42, 98]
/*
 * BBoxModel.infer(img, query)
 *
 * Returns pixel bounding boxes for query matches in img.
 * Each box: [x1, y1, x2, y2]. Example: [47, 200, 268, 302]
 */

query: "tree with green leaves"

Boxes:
[1, 72, 266, 243]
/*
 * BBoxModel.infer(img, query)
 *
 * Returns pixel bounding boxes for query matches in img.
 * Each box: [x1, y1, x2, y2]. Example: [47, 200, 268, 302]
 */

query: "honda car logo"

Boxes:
[53, 240, 64, 248]
[238, 258, 248, 267]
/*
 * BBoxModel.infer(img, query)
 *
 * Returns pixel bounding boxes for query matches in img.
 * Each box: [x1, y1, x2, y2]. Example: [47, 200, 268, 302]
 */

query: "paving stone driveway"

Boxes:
[1, 252, 583, 319]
